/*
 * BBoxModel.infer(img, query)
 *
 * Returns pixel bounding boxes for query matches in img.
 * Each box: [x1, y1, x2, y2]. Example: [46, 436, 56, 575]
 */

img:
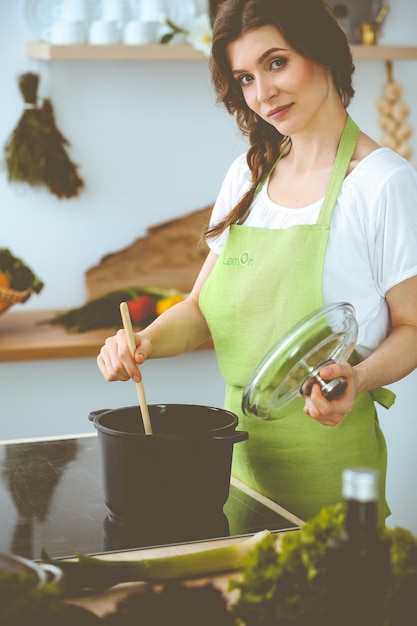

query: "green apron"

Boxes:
[199, 116, 393, 523]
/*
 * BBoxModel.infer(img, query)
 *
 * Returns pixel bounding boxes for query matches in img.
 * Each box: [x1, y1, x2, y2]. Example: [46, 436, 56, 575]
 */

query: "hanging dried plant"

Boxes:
[376, 61, 413, 161]
[4, 72, 85, 199]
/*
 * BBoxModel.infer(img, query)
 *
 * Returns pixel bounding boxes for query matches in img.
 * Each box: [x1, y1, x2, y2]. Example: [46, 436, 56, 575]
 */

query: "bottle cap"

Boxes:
[342, 467, 378, 502]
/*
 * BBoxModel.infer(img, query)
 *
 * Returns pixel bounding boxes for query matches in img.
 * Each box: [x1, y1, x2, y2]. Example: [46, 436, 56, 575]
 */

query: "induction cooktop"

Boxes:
[0, 434, 299, 560]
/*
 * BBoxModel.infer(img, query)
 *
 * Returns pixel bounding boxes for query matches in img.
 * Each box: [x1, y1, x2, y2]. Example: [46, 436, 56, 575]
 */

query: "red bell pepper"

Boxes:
[127, 295, 156, 324]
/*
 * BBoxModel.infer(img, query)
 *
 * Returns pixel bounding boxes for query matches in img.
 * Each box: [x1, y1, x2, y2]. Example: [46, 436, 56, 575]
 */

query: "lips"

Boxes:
[267, 103, 293, 118]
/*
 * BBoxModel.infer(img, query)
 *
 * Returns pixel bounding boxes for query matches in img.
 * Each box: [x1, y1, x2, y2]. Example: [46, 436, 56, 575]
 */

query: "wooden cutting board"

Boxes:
[85, 206, 213, 300]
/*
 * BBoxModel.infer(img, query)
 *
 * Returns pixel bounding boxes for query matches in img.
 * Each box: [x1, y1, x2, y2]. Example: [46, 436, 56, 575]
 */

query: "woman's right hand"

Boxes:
[97, 252, 219, 383]
[97, 329, 152, 383]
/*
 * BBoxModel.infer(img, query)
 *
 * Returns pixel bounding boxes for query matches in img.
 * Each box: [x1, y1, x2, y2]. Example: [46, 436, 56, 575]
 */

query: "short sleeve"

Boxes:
[370, 161, 417, 295]
[206, 153, 252, 255]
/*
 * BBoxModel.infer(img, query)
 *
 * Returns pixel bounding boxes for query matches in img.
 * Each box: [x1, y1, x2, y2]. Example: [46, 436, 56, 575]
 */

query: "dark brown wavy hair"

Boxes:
[206, 0, 355, 238]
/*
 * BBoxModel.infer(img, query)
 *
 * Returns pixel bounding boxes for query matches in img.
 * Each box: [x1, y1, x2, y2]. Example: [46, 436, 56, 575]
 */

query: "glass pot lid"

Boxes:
[242, 302, 358, 419]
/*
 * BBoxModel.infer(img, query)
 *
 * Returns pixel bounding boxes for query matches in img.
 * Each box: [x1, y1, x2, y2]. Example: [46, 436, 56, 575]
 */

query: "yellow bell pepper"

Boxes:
[156, 294, 185, 315]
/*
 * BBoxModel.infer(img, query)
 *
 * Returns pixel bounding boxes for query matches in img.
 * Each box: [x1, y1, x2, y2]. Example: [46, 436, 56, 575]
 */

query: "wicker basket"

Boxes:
[0, 287, 32, 316]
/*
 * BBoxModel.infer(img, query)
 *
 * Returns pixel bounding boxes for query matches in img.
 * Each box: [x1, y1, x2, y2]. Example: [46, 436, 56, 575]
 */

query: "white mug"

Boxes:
[122, 21, 158, 44]
[88, 20, 120, 44]
[42, 20, 86, 44]
[101, 0, 129, 22]
[139, 0, 165, 22]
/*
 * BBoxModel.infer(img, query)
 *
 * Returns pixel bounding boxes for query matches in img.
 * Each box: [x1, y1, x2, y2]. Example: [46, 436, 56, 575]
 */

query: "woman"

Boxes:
[98, 0, 417, 522]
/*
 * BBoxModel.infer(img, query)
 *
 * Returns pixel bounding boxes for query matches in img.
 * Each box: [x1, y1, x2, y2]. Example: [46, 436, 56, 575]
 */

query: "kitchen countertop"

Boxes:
[0, 309, 213, 362]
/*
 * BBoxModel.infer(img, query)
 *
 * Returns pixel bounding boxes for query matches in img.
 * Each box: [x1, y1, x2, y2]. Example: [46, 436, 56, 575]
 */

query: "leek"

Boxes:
[41, 529, 272, 592]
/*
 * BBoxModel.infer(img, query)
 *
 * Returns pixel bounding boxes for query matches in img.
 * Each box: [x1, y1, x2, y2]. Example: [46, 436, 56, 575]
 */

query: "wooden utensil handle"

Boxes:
[120, 302, 153, 435]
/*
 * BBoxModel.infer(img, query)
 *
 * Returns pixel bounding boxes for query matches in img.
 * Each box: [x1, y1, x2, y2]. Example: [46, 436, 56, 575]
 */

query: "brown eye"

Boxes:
[271, 57, 286, 70]
[238, 73, 253, 87]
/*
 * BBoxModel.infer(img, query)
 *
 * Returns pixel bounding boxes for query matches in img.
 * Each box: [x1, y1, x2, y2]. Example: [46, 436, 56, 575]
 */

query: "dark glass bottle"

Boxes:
[326, 468, 391, 626]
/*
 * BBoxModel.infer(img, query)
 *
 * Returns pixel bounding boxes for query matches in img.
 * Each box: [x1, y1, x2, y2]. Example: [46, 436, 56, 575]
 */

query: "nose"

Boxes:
[256, 74, 278, 103]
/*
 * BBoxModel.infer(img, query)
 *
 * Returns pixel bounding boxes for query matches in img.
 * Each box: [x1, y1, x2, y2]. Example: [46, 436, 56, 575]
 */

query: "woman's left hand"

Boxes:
[303, 361, 358, 426]
[304, 276, 417, 426]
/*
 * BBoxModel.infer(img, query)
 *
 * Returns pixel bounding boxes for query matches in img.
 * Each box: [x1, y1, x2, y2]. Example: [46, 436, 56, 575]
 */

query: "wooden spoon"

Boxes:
[120, 302, 153, 435]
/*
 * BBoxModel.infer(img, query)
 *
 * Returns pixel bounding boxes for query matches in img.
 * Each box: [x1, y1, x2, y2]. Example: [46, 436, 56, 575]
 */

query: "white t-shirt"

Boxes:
[207, 147, 417, 358]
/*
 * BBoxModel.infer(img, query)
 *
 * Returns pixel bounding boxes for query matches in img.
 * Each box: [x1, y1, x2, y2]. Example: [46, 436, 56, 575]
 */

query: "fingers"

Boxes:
[97, 329, 144, 382]
[303, 385, 345, 426]
[303, 362, 356, 427]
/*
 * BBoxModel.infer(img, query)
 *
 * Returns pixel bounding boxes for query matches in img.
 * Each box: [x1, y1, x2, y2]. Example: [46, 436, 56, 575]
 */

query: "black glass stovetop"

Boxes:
[0, 434, 298, 561]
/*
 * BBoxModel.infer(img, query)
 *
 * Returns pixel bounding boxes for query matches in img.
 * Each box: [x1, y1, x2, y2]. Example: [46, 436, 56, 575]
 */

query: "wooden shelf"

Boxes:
[350, 44, 417, 61]
[26, 41, 417, 62]
[0, 309, 212, 363]
[26, 42, 206, 61]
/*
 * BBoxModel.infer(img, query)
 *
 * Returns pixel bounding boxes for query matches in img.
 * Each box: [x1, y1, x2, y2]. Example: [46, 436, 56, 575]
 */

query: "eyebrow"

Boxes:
[231, 47, 288, 76]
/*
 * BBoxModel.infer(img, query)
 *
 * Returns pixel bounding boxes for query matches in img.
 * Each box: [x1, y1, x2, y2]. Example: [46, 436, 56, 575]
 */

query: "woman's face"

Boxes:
[227, 24, 335, 137]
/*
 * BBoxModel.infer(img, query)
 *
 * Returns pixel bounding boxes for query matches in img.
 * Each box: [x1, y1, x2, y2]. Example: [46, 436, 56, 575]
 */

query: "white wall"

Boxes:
[1, 1, 417, 534]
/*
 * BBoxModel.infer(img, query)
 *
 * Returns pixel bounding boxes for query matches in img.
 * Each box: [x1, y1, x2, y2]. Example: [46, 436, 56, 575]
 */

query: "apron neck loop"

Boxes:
[317, 115, 360, 226]
[253, 115, 360, 226]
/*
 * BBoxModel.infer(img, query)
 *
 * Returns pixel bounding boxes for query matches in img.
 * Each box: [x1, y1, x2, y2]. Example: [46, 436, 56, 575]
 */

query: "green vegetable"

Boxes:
[41, 530, 271, 593]
[0, 248, 44, 293]
[231, 504, 344, 625]
[44, 286, 183, 332]
[0, 569, 99, 625]
[385, 526, 417, 626]
[231, 504, 417, 626]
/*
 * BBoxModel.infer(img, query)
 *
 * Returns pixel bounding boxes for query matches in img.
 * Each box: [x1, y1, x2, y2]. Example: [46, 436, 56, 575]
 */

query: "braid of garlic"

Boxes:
[376, 60, 413, 161]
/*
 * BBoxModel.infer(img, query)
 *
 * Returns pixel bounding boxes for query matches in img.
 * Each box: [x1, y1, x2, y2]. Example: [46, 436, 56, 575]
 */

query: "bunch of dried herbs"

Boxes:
[4, 72, 84, 199]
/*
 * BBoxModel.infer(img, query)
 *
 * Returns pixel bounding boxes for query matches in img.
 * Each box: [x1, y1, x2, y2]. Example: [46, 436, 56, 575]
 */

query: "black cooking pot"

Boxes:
[89, 404, 248, 524]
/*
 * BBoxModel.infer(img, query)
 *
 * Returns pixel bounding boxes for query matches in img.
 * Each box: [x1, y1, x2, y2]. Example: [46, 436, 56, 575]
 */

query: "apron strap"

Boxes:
[349, 350, 396, 409]
[318, 115, 360, 226]
[370, 387, 396, 409]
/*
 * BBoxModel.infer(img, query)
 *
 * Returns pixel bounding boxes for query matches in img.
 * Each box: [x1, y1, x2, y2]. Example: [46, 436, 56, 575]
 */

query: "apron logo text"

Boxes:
[222, 250, 254, 267]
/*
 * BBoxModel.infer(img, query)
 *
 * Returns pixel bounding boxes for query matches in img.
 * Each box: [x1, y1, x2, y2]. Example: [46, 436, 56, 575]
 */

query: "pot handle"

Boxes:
[88, 409, 111, 422]
[212, 430, 249, 443]
[38, 563, 65, 587]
